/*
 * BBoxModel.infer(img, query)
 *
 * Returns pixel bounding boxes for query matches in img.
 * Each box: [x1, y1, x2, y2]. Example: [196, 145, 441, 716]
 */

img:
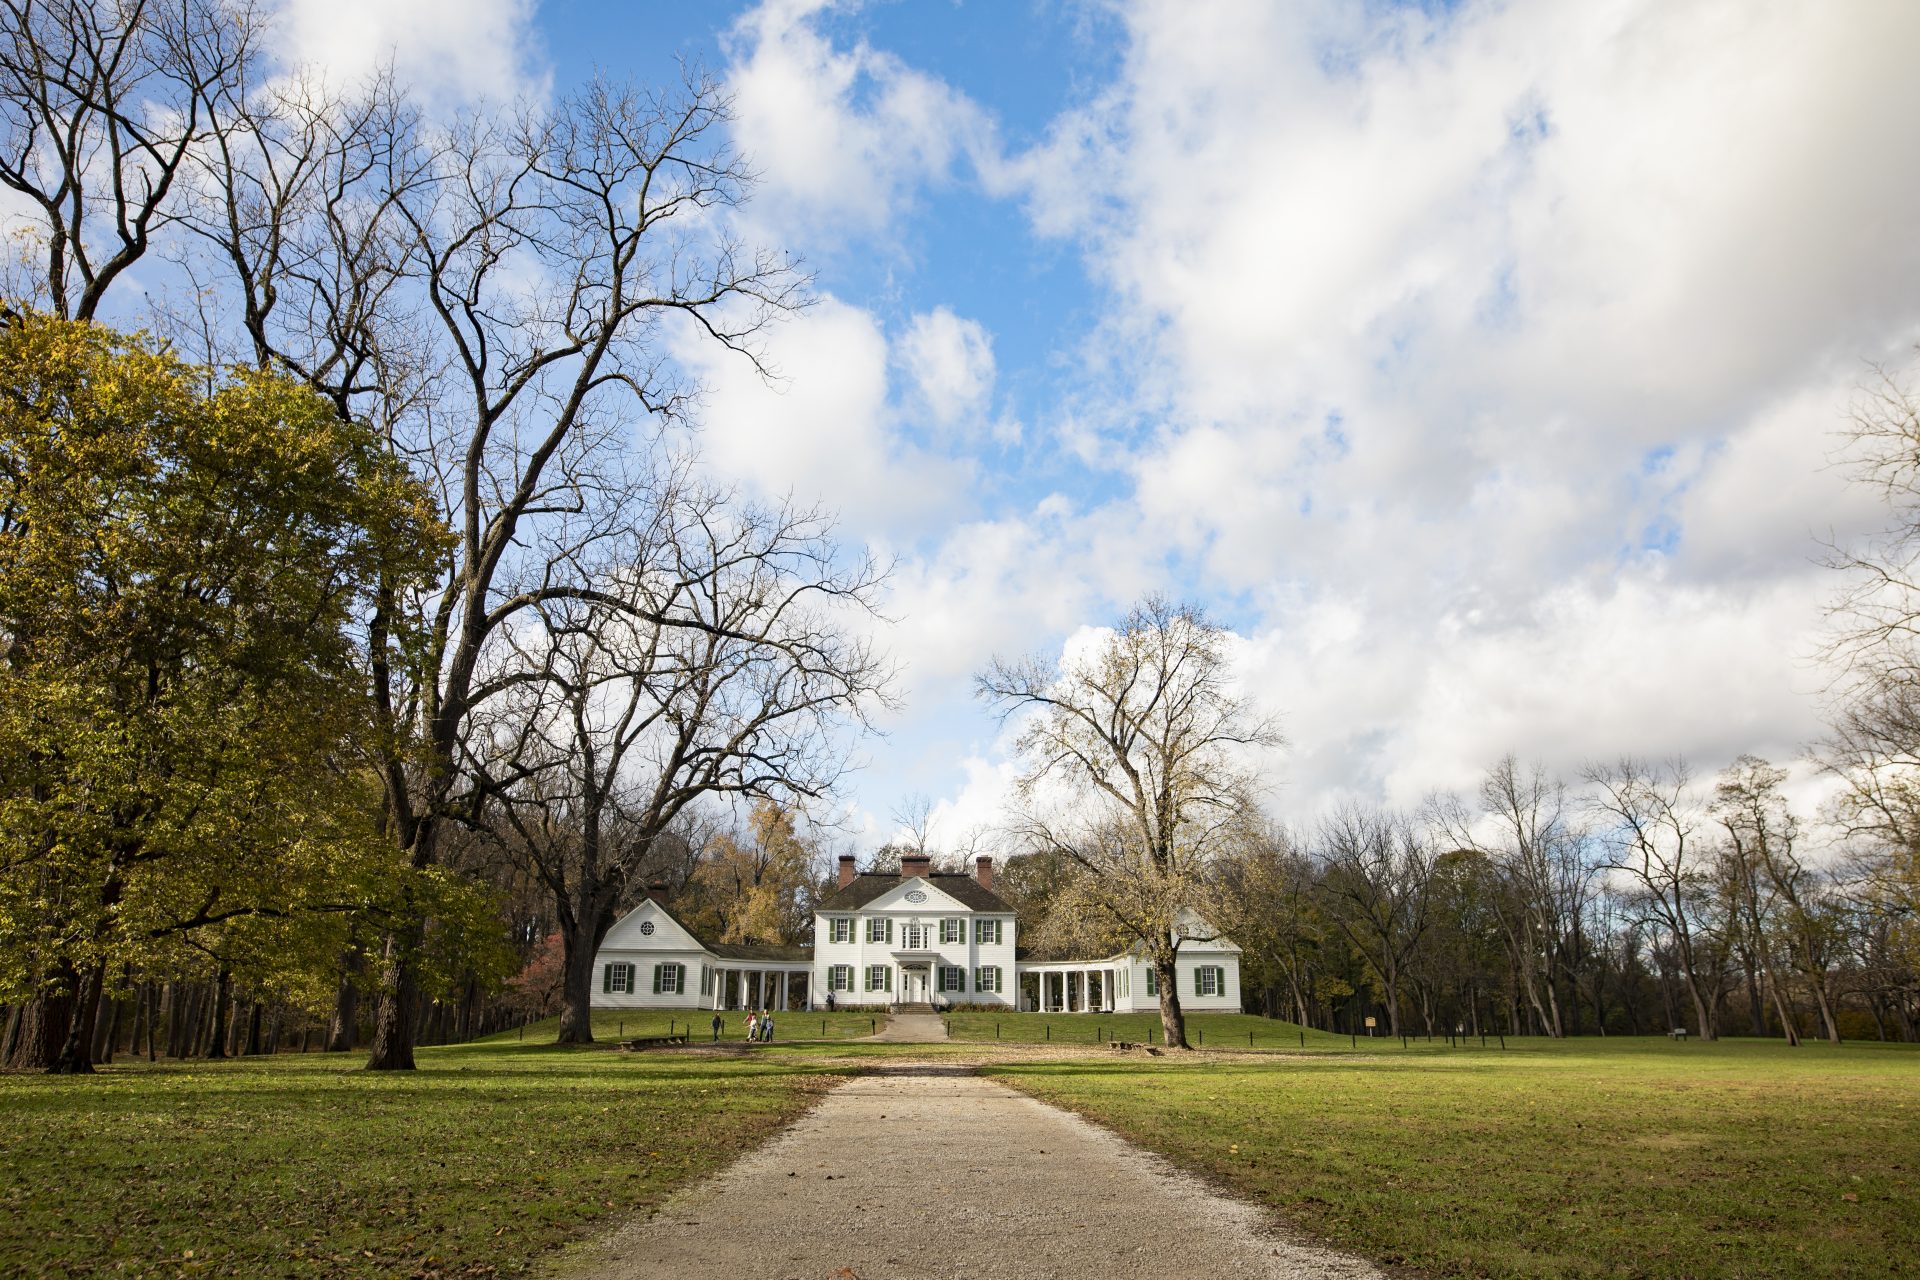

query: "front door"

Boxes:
[903, 967, 929, 1003]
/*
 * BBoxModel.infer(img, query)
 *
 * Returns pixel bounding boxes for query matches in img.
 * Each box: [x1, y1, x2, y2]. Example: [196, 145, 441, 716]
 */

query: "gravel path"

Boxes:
[566, 1067, 1385, 1280]
[864, 1013, 949, 1043]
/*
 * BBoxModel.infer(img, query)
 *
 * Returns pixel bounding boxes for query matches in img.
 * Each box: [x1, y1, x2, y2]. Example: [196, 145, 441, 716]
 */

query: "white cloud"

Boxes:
[724, 0, 996, 245]
[702, 2, 1920, 844]
[269, 0, 547, 106]
[902, 0, 1920, 832]
[672, 298, 974, 534]
[898, 307, 998, 434]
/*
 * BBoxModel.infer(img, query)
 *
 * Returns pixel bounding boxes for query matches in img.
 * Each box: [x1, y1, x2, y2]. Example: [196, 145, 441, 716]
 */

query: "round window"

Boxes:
[904, 889, 927, 903]
[639, 920, 655, 936]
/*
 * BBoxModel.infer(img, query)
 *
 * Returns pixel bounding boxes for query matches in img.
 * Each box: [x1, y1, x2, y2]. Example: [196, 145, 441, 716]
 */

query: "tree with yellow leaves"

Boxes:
[0, 313, 447, 1072]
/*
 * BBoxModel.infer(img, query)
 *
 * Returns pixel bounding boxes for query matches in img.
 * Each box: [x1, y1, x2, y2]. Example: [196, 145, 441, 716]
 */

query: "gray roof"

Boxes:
[705, 941, 812, 962]
[626, 894, 810, 962]
[817, 872, 1014, 914]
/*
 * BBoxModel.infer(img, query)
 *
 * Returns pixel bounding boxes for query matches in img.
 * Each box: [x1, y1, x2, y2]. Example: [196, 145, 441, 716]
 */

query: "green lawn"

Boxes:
[0, 1039, 844, 1279]
[483, 1007, 887, 1046]
[941, 1009, 1353, 1049]
[9, 1027, 1918, 1280]
[987, 1036, 1920, 1279]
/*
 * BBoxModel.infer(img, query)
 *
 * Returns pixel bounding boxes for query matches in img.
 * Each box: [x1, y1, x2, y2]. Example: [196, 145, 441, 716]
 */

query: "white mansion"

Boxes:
[590, 853, 1243, 1015]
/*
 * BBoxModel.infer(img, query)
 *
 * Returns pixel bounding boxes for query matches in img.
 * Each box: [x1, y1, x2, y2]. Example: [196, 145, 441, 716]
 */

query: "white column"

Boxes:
[782, 971, 792, 1012]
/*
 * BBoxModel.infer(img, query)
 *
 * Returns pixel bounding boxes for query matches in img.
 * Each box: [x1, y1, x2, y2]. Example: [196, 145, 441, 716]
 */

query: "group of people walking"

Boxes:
[711, 1011, 776, 1043]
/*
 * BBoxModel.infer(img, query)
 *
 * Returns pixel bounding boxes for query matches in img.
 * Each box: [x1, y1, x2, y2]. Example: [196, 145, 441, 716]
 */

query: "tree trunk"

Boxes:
[127, 988, 147, 1062]
[1743, 955, 1767, 1036]
[1153, 954, 1189, 1049]
[205, 971, 233, 1060]
[244, 1002, 265, 1056]
[1811, 980, 1842, 1045]
[164, 984, 186, 1058]
[557, 923, 600, 1045]
[95, 994, 122, 1064]
[48, 963, 106, 1074]
[326, 967, 359, 1052]
[1765, 977, 1800, 1047]
[365, 929, 421, 1071]
[7, 960, 77, 1071]
[1683, 974, 1716, 1042]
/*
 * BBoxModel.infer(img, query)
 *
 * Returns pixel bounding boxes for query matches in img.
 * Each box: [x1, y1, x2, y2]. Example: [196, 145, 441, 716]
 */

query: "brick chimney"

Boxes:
[837, 855, 857, 889]
[901, 852, 932, 880]
[975, 855, 994, 892]
[646, 879, 670, 900]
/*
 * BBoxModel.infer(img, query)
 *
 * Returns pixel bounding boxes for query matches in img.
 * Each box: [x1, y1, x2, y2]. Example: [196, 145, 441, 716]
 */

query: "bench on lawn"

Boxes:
[623, 1034, 690, 1050]
[1668, 1027, 1689, 1041]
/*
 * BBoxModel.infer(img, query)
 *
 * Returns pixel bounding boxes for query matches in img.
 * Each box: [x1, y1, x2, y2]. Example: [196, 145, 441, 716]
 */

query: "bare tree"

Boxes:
[1817, 361, 1920, 981]
[1314, 803, 1434, 1038]
[1714, 756, 1844, 1043]
[0, 0, 256, 320]
[484, 478, 886, 1043]
[1433, 756, 1594, 1037]
[1212, 826, 1324, 1026]
[1585, 759, 1726, 1039]
[892, 792, 935, 859]
[174, 67, 806, 1068]
[976, 597, 1282, 1050]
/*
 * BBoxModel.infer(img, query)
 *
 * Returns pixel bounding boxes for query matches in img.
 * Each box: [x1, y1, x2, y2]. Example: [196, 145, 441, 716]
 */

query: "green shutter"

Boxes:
[675, 964, 686, 994]
[602, 965, 612, 994]
[885, 919, 894, 944]
[651, 964, 662, 994]
[885, 966, 893, 992]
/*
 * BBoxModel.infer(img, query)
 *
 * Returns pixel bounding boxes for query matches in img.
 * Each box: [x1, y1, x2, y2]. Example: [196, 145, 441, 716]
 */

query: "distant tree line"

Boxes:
[996, 749, 1916, 1045]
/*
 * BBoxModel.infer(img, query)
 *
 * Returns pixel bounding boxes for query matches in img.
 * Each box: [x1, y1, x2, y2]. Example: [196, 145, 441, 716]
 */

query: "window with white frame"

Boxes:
[866, 917, 893, 944]
[828, 917, 853, 944]
[602, 962, 635, 994]
[653, 963, 684, 995]
[901, 923, 929, 950]
[828, 964, 853, 992]
[1117, 969, 1129, 998]
[700, 966, 713, 996]
[974, 919, 1001, 944]
[940, 918, 964, 945]
[974, 965, 1002, 993]
[865, 964, 893, 993]
[1195, 966, 1224, 997]
[938, 965, 966, 993]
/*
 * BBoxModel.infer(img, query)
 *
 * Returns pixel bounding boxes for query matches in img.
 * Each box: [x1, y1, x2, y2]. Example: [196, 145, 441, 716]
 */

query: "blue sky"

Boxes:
[271, 0, 1920, 849]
